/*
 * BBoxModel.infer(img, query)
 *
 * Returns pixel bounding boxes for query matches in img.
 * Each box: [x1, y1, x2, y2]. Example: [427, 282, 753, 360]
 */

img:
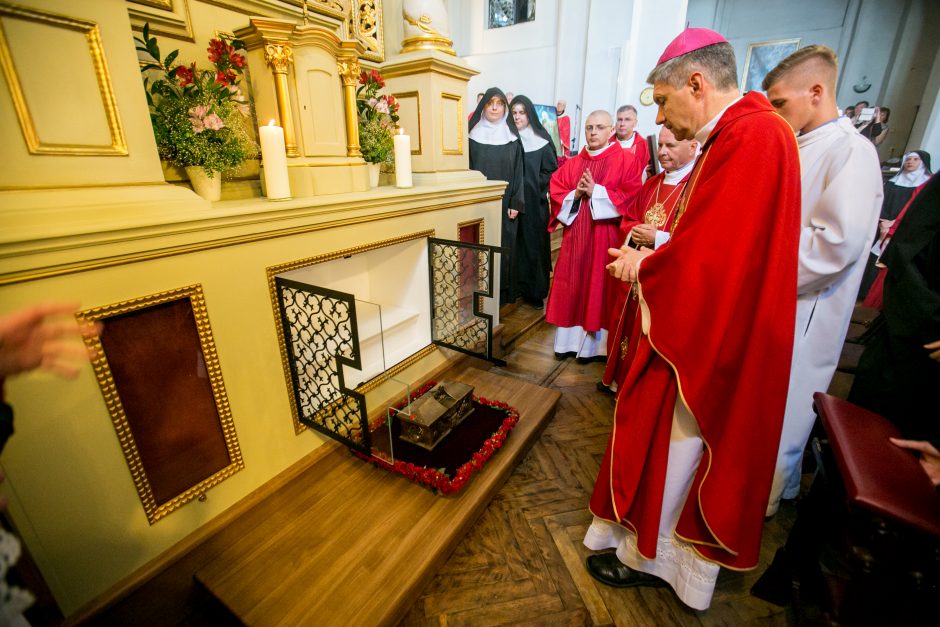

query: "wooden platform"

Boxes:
[193, 366, 560, 626]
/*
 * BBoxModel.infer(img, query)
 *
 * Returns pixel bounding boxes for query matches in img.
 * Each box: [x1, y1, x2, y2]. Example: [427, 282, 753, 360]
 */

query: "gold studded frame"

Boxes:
[79, 285, 243, 524]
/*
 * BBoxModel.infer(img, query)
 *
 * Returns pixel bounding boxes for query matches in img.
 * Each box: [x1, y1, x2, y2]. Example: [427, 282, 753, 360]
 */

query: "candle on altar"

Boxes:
[259, 120, 291, 200]
[393, 128, 413, 188]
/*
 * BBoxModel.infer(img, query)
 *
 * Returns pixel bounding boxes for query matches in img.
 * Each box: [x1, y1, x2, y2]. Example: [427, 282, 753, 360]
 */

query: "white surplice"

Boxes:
[767, 116, 883, 513]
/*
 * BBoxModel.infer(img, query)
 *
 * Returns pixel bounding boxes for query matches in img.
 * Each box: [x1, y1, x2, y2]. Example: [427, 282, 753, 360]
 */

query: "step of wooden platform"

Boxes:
[194, 367, 560, 627]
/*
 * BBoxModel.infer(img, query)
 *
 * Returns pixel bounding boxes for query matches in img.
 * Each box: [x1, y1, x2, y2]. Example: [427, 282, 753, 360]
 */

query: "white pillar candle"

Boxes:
[393, 128, 413, 188]
[259, 120, 291, 200]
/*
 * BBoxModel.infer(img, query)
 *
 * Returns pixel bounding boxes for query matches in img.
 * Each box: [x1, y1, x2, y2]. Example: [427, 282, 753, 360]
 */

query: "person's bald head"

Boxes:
[584, 110, 613, 149]
[764, 45, 839, 135]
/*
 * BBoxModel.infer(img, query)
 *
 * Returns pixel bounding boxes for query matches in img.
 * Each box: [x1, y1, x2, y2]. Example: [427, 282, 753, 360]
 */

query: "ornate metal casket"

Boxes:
[398, 380, 474, 450]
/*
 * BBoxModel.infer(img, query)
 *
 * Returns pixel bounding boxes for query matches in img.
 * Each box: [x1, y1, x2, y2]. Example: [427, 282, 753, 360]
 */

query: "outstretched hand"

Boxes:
[890, 437, 940, 485]
[0, 302, 99, 379]
[606, 246, 654, 283]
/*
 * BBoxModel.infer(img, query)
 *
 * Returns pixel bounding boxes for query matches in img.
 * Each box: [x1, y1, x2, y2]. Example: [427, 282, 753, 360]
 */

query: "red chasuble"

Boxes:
[602, 170, 689, 387]
[611, 132, 652, 173]
[589, 92, 801, 570]
[545, 145, 643, 332]
[558, 115, 571, 157]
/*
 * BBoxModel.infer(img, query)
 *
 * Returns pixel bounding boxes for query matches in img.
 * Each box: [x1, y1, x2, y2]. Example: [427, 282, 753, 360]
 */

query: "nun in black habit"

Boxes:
[469, 87, 525, 305]
[509, 95, 558, 307]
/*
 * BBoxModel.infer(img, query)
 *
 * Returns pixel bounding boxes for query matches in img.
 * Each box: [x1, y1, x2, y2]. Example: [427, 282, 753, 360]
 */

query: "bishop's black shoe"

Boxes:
[586, 552, 668, 589]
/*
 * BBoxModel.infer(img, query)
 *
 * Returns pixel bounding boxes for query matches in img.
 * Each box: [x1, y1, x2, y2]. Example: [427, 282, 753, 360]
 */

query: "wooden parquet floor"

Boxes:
[400, 321, 799, 626]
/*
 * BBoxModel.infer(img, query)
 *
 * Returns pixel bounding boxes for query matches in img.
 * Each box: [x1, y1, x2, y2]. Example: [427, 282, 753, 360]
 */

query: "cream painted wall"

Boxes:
[688, 0, 940, 160]
[0, 0, 503, 617]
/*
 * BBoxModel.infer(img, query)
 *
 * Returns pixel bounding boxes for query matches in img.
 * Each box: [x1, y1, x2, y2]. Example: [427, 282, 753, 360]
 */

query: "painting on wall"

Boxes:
[741, 38, 801, 93]
[533, 103, 562, 157]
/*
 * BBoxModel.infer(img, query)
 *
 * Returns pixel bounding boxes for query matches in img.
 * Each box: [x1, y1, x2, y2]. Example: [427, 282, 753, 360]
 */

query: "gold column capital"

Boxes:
[264, 43, 294, 74]
[337, 59, 362, 87]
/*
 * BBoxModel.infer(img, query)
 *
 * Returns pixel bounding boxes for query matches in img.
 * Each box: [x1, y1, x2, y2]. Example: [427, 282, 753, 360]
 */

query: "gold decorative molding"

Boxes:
[78, 285, 244, 524]
[0, 4, 127, 156]
[441, 92, 463, 155]
[392, 91, 421, 155]
[337, 56, 363, 158]
[352, 0, 384, 62]
[380, 56, 479, 81]
[126, 0, 194, 42]
[263, 42, 299, 157]
[457, 218, 484, 245]
[0, 190, 506, 286]
[266, 230, 436, 434]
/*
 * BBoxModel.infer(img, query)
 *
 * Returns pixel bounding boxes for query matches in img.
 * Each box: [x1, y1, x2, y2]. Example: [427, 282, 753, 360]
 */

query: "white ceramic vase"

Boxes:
[367, 162, 381, 188]
[185, 166, 222, 201]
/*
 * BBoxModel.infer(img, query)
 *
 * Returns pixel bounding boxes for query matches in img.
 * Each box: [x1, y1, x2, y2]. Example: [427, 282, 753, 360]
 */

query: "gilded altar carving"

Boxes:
[263, 42, 299, 157]
[337, 57, 363, 157]
[352, 0, 384, 62]
[264, 42, 294, 73]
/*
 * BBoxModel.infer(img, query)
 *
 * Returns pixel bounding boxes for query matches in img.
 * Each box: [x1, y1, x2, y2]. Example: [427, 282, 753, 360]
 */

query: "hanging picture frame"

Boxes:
[741, 38, 801, 93]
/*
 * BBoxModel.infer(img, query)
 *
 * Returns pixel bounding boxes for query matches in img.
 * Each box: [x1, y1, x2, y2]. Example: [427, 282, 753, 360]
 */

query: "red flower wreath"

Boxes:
[355, 382, 521, 494]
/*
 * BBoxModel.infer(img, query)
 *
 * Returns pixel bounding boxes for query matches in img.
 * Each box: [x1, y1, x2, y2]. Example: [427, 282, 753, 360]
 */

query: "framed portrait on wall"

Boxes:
[741, 38, 801, 93]
[533, 103, 563, 157]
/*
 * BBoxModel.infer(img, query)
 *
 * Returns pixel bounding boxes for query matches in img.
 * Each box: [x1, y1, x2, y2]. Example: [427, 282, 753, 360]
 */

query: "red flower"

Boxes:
[215, 68, 237, 86]
[359, 70, 369, 85]
[230, 52, 246, 68]
[207, 39, 232, 63]
[174, 64, 193, 86]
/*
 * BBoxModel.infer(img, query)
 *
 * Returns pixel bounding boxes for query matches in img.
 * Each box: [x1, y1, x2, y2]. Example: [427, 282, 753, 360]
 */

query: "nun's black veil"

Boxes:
[509, 94, 556, 151]
[468, 87, 520, 138]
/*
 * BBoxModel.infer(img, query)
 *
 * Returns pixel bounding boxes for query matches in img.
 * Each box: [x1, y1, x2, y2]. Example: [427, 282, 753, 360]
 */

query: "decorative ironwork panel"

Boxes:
[275, 277, 369, 452]
[428, 238, 503, 364]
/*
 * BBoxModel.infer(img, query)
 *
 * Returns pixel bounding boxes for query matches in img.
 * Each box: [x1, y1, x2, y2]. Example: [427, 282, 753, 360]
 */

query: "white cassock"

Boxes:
[767, 116, 883, 514]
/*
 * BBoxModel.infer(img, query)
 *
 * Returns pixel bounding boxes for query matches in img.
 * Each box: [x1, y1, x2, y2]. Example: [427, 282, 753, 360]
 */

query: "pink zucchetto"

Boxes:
[657, 27, 729, 65]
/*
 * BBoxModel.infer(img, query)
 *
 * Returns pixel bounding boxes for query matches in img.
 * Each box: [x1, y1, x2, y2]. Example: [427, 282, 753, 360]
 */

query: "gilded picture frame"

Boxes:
[741, 38, 801, 93]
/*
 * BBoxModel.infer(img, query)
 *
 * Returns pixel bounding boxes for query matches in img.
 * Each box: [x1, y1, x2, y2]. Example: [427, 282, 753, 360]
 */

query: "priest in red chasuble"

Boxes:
[601, 125, 698, 393]
[544, 111, 643, 360]
[583, 28, 801, 611]
[611, 104, 651, 177]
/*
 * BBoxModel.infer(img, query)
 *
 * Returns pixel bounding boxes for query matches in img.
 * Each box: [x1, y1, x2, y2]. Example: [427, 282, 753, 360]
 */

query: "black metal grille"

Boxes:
[429, 238, 502, 364]
[275, 277, 369, 452]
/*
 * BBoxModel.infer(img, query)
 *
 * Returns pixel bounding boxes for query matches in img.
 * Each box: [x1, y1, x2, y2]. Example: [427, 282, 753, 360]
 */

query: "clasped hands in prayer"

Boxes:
[574, 168, 595, 199]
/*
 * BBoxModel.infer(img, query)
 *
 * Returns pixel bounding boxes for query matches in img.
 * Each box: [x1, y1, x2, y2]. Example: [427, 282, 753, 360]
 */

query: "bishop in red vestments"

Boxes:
[601, 126, 698, 392]
[583, 28, 801, 611]
[545, 110, 643, 359]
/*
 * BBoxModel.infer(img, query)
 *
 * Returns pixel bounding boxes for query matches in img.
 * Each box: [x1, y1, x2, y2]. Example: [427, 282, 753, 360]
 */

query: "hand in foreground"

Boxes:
[925, 340, 940, 362]
[508, 209, 519, 220]
[890, 438, 940, 486]
[606, 246, 653, 283]
[0, 302, 99, 379]
[630, 223, 657, 249]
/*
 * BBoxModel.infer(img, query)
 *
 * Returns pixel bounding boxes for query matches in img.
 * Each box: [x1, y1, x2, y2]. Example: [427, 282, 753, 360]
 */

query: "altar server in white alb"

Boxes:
[762, 45, 883, 515]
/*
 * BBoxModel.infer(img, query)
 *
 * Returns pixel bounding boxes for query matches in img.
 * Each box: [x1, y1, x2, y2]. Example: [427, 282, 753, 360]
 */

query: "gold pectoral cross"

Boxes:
[645, 202, 667, 228]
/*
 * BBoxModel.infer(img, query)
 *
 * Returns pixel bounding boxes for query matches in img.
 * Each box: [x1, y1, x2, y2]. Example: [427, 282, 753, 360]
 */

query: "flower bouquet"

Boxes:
[356, 70, 400, 174]
[135, 24, 257, 200]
